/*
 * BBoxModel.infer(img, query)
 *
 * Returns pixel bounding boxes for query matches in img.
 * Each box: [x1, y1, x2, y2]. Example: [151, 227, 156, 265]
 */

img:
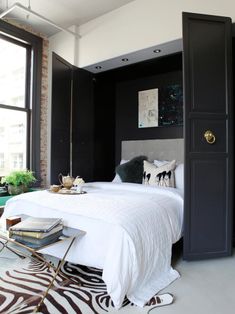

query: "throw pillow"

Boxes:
[116, 156, 147, 184]
[143, 160, 176, 187]
[112, 160, 129, 183]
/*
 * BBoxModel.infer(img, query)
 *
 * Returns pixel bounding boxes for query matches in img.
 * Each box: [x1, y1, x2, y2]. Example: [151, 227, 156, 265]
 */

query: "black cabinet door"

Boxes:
[72, 68, 94, 182]
[51, 53, 73, 184]
[51, 55, 94, 184]
[183, 13, 233, 260]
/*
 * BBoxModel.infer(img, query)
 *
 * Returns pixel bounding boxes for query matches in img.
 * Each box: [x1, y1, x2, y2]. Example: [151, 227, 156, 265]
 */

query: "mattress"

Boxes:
[0, 182, 184, 308]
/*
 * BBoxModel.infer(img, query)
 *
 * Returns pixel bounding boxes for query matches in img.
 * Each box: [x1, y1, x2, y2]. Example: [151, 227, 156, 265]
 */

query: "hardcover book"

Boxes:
[10, 230, 63, 249]
[9, 223, 63, 239]
[9, 217, 62, 233]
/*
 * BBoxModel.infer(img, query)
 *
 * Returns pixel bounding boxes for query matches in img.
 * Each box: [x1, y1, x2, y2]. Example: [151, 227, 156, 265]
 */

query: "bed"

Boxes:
[0, 139, 184, 309]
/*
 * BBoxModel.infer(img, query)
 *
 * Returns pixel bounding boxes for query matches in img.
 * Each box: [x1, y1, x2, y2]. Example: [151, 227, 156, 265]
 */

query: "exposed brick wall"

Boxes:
[40, 39, 49, 187]
[4, 20, 49, 187]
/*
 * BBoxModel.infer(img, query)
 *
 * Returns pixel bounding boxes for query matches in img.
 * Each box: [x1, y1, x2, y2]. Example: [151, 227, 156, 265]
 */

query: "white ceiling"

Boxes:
[0, 0, 136, 28]
[0, 0, 182, 71]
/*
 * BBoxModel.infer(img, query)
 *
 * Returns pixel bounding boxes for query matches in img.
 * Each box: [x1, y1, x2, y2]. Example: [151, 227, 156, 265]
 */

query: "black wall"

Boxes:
[94, 52, 183, 180]
[115, 70, 183, 163]
[51, 53, 183, 183]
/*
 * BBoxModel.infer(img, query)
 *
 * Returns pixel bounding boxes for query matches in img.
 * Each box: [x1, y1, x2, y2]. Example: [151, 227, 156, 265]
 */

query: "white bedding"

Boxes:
[1, 182, 184, 309]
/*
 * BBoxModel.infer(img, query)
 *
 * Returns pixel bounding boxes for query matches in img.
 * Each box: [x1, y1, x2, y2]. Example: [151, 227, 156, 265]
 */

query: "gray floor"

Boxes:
[155, 250, 235, 314]
[1, 246, 235, 314]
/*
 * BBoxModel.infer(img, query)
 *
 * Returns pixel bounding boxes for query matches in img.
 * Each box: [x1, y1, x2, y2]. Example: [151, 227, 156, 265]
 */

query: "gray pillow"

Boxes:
[116, 156, 147, 184]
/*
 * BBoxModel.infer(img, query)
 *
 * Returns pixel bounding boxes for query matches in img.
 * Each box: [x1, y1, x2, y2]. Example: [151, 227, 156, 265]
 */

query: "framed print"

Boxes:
[138, 88, 158, 128]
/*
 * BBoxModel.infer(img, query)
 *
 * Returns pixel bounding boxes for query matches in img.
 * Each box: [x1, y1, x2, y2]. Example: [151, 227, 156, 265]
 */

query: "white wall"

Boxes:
[48, 0, 235, 67]
[48, 25, 79, 66]
[78, 0, 235, 67]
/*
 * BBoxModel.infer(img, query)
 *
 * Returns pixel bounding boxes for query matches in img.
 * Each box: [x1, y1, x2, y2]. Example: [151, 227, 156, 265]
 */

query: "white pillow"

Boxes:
[143, 160, 176, 187]
[154, 160, 184, 190]
[154, 159, 169, 167]
[175, 163, 184, 191]
[112, 159, 129, 182]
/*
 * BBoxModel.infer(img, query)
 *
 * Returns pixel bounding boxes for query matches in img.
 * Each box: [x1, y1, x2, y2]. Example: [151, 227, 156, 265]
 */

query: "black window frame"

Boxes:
[0, 20, 42, 183]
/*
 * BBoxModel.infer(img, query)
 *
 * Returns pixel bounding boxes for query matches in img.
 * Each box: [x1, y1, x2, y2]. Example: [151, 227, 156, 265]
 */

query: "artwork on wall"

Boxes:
[138, 88, 159, 128]
[138, 84, 183, 128]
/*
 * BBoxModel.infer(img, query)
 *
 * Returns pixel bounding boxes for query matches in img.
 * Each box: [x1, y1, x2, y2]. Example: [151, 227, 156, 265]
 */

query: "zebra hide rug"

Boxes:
[0, 257, 167, 314]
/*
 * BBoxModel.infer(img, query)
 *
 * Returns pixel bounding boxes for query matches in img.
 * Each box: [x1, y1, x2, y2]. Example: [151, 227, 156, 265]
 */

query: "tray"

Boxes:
[47, 189, 87, 195]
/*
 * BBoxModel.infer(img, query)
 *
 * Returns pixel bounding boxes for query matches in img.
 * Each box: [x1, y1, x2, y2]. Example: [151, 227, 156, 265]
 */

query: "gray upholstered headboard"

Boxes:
[121, 139, 184, 163]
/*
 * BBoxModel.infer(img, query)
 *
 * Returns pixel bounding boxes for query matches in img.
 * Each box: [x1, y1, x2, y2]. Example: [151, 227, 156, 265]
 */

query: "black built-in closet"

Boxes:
[50, 12, 234, 261]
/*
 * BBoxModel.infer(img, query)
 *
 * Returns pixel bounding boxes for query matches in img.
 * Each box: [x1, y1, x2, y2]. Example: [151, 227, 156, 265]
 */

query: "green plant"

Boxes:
[1, 170, 36, 187]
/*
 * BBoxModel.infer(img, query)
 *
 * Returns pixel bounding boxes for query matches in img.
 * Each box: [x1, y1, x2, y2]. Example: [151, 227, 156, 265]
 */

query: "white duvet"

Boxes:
[1, 182, 183, 309]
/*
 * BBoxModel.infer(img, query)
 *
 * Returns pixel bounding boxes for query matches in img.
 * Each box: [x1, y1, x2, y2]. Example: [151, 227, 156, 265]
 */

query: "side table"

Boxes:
[0, 220, 85, 313]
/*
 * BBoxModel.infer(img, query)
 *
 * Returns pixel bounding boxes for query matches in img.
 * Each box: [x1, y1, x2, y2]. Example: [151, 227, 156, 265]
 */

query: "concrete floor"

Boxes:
[153, 250, 235, 314]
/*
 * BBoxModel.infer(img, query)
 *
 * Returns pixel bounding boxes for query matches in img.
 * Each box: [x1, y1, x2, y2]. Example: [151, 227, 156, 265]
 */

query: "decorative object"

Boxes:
[73, 176, 85, 193]
[138, 84, 183, 128]
[116, 156, 147, 183]
[0, 258, 170, 313]
[58, 173, 74, 189]
[138, 88, 159, 128]
[143, 160, 176, 187]
[159, 84, 183, 126]
[47, 189, 87, 195]
[1, 170, 36, 195]
[49, 185, 61, 193]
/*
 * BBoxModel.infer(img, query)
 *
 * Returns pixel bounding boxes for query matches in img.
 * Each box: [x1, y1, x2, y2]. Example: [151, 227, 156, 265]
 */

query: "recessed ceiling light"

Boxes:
[122, 58, 129, 62]
[153, 49, 161, 53]
[95, 66, 102, 69]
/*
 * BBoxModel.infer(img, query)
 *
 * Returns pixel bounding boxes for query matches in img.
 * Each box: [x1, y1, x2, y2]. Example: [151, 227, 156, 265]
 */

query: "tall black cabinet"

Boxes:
[183, 13, 233, 260]
[51, 53, 72, 184]
[51, 53, 94, 183]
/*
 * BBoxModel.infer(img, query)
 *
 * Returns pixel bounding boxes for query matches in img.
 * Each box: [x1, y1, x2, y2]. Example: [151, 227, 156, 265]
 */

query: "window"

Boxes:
[10, 153, 24, 170]
[0, 127, 4, 140]
[9, 122, 26, 143]
[0, 153, 4, 169]
[0, 20, 42, 180]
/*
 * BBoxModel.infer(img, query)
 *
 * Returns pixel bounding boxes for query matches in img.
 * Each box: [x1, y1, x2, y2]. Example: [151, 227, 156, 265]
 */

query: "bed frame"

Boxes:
[121, 138, 184, 163]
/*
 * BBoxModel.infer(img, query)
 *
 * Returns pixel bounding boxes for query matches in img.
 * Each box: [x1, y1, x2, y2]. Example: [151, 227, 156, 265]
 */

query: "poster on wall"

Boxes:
[138, 84, 183, 128]
[138, 88, 159, 128]
[158, 84, 183, 126]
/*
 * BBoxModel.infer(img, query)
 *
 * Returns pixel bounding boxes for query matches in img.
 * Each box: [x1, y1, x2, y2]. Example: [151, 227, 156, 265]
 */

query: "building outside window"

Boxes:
[10, 153, 24, 170]
[0, 21, 42, 180]
[0, 36, 27, 176]
[0, 153, 4, 169]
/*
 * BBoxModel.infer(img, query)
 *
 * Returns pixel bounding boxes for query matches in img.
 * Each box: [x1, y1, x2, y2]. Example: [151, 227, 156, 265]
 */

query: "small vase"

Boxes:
[8, 184, 24, 195]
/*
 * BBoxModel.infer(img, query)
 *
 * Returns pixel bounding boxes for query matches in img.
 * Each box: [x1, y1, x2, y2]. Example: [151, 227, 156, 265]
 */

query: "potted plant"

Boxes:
[1, 170, 36, 195]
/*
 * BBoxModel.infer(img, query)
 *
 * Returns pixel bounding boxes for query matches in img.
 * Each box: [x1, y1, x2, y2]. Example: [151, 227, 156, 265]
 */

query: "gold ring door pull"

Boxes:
[204, 130, 216, 144]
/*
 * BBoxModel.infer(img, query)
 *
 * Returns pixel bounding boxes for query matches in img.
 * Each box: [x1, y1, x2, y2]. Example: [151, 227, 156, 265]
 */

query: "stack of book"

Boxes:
[9, 217, 63, 249]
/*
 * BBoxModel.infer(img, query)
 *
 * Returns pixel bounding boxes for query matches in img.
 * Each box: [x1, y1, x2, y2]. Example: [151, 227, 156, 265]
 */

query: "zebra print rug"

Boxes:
[0, 257, 168, 314]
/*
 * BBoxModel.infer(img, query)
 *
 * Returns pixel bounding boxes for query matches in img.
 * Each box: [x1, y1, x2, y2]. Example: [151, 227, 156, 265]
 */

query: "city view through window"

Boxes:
[0, 37, 28, 176]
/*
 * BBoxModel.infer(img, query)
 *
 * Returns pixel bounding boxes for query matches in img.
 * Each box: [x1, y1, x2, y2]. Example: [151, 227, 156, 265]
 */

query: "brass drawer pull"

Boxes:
[204, 130, 216, 144]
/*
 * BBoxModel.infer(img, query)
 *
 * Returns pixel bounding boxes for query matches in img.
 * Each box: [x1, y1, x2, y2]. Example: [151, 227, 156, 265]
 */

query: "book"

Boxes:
[9, 217, 62, 233]
[9, 223, 63, 239]
[10, 230, 63, 249]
